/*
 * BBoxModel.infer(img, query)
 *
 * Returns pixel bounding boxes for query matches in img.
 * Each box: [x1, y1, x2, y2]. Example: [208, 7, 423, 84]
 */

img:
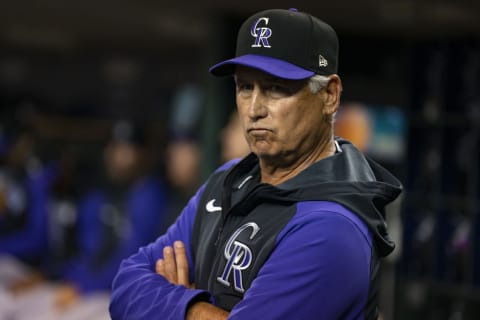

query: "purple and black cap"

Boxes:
[209, 8, 339, 80]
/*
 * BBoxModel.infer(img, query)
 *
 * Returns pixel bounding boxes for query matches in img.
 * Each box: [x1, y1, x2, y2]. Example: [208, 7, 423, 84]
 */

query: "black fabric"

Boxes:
[190, 138, 402, 312]
[211, 8, 338, 76]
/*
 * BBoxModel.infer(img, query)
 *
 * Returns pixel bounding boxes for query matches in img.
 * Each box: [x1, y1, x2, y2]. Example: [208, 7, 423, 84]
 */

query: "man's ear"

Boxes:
[322, 75, 342, 115]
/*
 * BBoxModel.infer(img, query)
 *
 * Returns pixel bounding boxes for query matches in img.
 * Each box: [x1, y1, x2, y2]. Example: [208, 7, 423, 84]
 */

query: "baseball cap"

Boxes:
[209, 8, 339, 80]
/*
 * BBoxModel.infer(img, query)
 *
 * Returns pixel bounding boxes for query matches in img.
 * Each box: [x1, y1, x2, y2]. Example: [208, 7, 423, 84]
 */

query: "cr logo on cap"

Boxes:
[251, 17, 272, 48]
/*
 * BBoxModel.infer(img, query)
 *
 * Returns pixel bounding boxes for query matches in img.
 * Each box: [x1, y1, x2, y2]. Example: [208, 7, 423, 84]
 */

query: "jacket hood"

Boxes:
[226, 138, 402, 257]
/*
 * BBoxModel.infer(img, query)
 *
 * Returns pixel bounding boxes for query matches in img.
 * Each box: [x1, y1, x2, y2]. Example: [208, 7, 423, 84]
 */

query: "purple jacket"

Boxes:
[110, 139, 402, 319]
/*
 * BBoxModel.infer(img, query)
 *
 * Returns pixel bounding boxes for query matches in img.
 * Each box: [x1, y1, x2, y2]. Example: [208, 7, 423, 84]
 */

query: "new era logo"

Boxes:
[319, 55, 328, 67]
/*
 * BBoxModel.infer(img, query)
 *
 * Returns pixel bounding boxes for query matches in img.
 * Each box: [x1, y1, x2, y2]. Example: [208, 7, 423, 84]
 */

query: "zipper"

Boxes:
[213, 183, 269, 247]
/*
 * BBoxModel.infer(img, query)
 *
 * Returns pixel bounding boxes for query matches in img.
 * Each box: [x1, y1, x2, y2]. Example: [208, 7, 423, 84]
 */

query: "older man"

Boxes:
[109, 8, 402, 320]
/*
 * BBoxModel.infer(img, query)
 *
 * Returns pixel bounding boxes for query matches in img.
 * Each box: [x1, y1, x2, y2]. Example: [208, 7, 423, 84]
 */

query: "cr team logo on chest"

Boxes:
[217, 222, 260, 293]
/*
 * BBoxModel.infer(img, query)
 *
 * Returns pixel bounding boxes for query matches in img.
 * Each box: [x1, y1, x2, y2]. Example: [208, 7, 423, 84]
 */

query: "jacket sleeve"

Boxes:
[109, 184, 213, 320]
[228, 205, 373, 320]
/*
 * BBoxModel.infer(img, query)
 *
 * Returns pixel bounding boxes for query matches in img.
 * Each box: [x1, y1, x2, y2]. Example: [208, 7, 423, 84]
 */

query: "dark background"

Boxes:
[1, 1, 479, 319]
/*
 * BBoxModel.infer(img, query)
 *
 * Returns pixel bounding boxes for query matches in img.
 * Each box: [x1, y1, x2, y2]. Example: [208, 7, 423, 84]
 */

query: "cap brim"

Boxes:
[209, 54, 315, 80]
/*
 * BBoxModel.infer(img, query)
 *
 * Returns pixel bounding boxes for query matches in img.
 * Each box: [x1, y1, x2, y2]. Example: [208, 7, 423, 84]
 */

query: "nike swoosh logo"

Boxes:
[206, 199, 222, 213]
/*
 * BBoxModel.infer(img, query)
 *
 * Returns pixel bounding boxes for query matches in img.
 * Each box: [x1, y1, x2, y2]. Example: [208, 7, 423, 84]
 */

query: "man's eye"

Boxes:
[269, 85, 288, 96]
[271, 85, 282, 92]
[237, 83, 253, 91]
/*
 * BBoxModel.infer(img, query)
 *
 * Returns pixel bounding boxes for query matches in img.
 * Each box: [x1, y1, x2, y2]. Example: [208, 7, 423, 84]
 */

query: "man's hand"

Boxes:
[156, 240, 194, 289]
[156, 241, 228, 320]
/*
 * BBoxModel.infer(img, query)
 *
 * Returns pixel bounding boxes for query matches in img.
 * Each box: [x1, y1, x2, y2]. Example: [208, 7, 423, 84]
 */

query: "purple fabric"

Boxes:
[63, 177, 168, 293]
[109, 184, 212, 320]
[110, 194, 373, 319]
[0, 163, 56, 260]
[209, 54, 315, 80]
[227, 201, 372, 320]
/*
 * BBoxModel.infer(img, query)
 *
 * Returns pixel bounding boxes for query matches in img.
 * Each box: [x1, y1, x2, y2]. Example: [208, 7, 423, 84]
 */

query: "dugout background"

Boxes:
[1, 1, 479, 319]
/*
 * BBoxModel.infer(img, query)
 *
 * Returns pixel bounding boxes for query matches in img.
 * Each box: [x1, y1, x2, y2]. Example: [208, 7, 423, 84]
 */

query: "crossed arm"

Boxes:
[156, 241, 229, 320]
[112, 204, 371, 319]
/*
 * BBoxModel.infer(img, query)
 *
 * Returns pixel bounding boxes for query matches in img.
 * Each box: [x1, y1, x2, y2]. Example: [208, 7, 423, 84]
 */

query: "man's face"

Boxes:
[235, 66, 330, 164]
[104, 141, 140, 183]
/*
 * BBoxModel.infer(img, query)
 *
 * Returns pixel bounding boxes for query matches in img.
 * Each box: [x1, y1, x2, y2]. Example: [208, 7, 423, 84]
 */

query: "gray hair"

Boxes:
[308, 74, 338, 125]
[308, 74, 330, 93]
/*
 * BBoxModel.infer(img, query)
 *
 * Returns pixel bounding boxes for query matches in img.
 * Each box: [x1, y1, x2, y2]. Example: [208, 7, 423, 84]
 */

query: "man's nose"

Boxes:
[248, 88, 268, 120]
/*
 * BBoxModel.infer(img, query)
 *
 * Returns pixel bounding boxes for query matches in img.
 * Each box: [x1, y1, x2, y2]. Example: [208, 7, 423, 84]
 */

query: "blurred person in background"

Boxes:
[1, 119, 170, 320]
[334, 102, 372, 152]
[0, 101, 56, 267]
[220, 110, 250, 163]
[53, 120, 170, 310]
[0, 100, 62, 319]
[162, 84, 204, 231]
[164, 135, 201, 228]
